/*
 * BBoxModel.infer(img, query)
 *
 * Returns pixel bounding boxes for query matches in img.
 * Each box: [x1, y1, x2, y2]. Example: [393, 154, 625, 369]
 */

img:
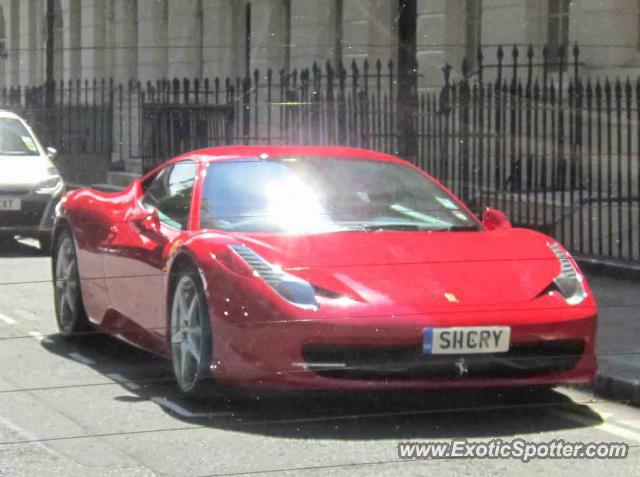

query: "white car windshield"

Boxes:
[0, 118, 40, 156]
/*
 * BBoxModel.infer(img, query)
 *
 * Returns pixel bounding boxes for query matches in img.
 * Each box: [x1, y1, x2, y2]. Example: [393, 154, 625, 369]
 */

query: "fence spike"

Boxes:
[442, 64, 451, 86]
[614, 77, 622, 102]
[558, 44, 566, 64]
[461, 57, 469, 78]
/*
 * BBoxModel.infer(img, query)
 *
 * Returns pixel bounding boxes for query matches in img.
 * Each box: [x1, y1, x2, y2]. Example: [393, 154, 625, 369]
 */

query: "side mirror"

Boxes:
[482, 208, 512, 231]
[46, 147, 58, 161]
[132, 208, 161, 234]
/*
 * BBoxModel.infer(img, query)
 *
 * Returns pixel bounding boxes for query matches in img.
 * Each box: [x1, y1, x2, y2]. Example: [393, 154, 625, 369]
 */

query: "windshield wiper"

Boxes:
[0, 150, 33, 155]
[434, 224, 480, 232]
[340, 223, 427, 232]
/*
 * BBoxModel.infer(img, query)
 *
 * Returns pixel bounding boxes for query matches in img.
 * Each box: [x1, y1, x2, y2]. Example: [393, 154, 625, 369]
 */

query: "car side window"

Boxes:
[141, 161, 197, 230]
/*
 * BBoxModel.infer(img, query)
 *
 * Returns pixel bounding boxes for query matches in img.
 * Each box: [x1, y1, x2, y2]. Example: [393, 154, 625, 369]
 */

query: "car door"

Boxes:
[103, 160, 198, 345]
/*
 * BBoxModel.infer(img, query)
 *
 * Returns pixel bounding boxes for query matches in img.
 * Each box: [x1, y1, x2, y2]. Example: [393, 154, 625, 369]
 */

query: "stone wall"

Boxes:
[0, 1, 638, 90]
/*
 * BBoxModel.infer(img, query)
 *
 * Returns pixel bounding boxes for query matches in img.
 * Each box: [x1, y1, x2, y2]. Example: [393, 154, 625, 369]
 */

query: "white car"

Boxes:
[0, 111, 63, 251]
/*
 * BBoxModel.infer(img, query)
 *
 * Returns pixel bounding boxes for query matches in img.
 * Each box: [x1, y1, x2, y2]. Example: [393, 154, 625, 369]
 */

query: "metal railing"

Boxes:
[0, 44, 637, 262]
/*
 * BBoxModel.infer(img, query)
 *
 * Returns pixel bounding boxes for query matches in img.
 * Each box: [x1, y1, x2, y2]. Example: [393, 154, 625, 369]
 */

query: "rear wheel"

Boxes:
[39, 234, 52, 255]
[53, 230, 90, 336]
[170, 267, 213, 396]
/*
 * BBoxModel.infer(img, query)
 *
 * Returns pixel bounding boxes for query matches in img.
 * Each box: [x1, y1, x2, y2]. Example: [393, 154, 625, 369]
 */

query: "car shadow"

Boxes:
[0, 236, 47, 258]
[41, 332, 603, 441]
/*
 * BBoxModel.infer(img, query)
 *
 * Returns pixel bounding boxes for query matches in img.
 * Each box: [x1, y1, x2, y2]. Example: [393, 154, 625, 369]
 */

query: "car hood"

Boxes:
[0, 154, 56, 189]
[230, 228, 561, 307]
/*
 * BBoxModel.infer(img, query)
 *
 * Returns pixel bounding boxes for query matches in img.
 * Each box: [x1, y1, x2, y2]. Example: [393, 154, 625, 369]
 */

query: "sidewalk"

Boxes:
[583, 271, 640, 401]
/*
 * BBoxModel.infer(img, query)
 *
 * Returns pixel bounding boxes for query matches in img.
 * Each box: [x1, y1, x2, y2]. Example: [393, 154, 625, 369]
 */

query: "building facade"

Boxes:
[0, 0, 638, 90]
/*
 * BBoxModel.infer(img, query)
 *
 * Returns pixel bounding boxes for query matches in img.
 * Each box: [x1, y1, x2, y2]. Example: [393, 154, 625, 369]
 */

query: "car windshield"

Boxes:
[199, 157, 480, 233]
[0, 118, 40, 156]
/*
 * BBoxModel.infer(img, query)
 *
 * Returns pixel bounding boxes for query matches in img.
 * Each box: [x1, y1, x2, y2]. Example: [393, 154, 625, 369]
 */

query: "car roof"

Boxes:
[174, 145, 408, 165]
[0, 110, 26, 120]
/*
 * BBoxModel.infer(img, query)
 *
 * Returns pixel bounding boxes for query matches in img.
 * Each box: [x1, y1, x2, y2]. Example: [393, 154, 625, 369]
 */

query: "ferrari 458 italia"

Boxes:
[51, 146, 597, 395]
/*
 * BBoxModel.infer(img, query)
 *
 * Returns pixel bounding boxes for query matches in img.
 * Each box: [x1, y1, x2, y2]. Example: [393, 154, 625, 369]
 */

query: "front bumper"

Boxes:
[0, 190, 62, 238]
[211, 310, 597, 390]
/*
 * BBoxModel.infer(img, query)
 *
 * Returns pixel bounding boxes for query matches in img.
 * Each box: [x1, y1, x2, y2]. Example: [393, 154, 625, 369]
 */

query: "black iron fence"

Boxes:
[0, 80, 113, 156]
[0, 44, 638, 263]
[427, 45, 639, 263]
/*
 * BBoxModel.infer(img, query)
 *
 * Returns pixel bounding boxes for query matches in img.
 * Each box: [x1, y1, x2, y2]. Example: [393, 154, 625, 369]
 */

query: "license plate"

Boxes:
[0, 198, 20, 211]
[423, 326, 510, 355]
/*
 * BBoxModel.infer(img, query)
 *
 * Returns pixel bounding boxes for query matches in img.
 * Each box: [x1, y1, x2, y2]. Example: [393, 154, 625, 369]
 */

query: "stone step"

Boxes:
[106, 170, 141, 189]
[124, 158, 143, 173]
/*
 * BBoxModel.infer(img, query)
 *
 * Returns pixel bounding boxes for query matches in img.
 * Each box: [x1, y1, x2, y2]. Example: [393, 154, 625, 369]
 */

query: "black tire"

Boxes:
[39, 234, 52, 255]
[53, 229, 90, 336]
[169, 265, 213, 396]
[0, 233, 15, 246]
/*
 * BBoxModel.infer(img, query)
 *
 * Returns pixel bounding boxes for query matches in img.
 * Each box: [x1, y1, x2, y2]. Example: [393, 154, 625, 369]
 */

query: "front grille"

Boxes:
[0, 200, 47, 227]
[301, 340, 585, 380]
[0, 187, 31, 196]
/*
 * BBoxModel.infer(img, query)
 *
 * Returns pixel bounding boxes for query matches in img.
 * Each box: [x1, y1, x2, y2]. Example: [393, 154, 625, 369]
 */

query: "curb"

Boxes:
[592, 373, 640, 403]
[576, 255, 640, 282]
[66, 182, 125, 192]
[574, 256, 640, 403]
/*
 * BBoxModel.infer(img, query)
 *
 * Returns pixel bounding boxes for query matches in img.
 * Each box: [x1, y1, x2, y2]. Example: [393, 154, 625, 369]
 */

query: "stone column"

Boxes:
[4, 0, 18, 86]
[572, 0, 638, 71]
[290, 0, 337, 71]
[61, 0, 81, 80]
[341, 0, 396, 66]
[19, 0, 43, 86]
[202, 0, 234, 79]
[416, 0, 454, 91]
[112, 0, 138, 82]
[168, 0, 202, 79]
[137, 0, 168, 81]
[80, 0, 108, 79]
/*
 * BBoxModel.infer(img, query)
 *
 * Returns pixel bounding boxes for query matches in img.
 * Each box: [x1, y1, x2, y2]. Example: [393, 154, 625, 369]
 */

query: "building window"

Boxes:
[548, 0, 569, 62]
[465, 0, 482, 72]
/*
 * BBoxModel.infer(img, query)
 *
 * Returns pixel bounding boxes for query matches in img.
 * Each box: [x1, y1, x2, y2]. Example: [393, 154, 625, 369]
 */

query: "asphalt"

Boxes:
[580, 265, 640, 402]
[0, 237, 638, 475]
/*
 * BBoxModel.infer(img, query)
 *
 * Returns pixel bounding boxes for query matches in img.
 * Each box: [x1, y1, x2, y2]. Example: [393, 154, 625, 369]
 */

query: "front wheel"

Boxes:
[39, 234, 52, 255]
[170, 267, 213, 396]
[53, 230, 90, 336]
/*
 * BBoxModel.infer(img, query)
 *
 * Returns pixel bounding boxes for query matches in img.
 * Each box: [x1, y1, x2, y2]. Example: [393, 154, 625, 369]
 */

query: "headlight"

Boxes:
[548, 242, 587, 305]
[229, 245, 318, 310]
[36, 175, 63, 194]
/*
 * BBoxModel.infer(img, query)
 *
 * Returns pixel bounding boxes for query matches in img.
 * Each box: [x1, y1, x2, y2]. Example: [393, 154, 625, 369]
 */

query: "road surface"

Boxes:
[0, 238, 638, 476]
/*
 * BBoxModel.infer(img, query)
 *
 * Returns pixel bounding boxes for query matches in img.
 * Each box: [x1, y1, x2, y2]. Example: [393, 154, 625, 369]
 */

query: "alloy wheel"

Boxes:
[54, 235, 80, 333]
[171, 274, 208, 393]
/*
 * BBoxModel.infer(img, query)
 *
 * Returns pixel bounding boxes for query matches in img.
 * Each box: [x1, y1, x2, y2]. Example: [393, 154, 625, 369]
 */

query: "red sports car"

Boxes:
[51, 146, 597, 395]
